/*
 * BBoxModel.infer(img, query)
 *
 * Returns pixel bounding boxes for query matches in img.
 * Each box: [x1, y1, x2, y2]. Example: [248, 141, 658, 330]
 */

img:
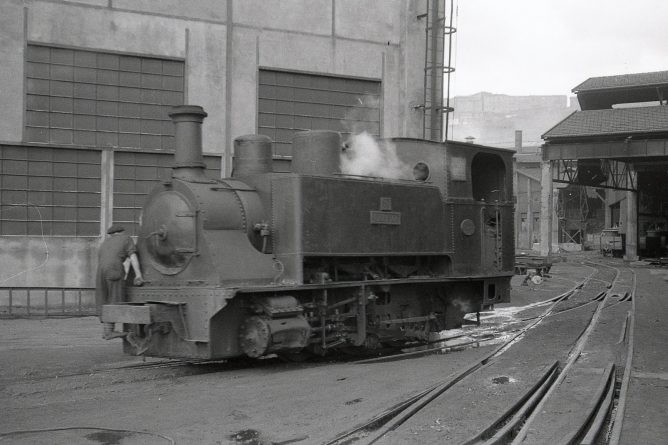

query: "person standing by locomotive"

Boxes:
[96, 224, 143, 339]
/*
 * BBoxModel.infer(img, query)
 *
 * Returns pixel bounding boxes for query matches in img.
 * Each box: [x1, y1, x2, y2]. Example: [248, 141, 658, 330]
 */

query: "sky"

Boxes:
[450, 0, 668, 97]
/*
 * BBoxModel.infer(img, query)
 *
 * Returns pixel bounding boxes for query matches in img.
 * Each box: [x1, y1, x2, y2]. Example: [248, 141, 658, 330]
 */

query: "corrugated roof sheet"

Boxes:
[542, 105, 668, 140]
[573, 71, 668, 93]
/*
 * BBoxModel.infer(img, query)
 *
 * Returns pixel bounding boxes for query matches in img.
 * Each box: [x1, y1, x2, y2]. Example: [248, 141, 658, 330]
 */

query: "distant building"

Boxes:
[450, 92, 578, 149]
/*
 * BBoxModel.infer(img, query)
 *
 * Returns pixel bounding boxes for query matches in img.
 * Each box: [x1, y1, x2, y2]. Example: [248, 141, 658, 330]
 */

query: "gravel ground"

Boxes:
[0, 322, 498, 444]
[0, 258, 592, 444]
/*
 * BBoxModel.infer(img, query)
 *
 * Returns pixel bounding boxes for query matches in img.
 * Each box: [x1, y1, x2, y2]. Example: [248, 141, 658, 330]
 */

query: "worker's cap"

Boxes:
[107, 224, 126, 234]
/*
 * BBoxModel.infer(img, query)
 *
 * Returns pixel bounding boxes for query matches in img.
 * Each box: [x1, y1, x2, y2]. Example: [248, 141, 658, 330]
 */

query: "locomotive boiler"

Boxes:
[101, 105, 515, 359]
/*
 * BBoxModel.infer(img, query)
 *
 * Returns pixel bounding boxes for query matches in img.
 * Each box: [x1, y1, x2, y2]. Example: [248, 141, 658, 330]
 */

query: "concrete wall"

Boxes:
[0, 237, 98, 288]
[228, 0, 426, 169]
[1, 0, 426, 157]
[0, 0, 428, 290]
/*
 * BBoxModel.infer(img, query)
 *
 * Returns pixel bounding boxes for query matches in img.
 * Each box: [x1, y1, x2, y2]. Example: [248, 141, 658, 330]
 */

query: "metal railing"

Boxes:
[0, 287, 96, 318]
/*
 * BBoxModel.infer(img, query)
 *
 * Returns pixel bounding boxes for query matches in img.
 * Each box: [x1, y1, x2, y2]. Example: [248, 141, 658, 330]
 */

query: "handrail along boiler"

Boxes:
[101, 105, 515, 359]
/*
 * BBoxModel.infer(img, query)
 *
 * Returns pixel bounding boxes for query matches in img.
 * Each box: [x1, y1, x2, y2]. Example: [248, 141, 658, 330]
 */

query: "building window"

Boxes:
[258, 69, 381, 171]
[0, 145, 101, 236]
[25, 45, 184, 150]
[113, 152, 222, 236]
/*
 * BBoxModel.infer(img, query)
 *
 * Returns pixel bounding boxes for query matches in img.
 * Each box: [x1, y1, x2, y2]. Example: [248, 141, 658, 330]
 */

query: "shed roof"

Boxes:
[542, 105, 668, 140]
[573, 71, 668, 93]
[573, 70, 668, 110]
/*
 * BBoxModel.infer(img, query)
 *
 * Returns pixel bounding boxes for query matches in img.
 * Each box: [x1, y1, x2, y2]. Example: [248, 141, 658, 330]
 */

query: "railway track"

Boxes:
[324, 260, 635, 445]
[10, 260, 621, 385]
[41, 261, 622, 386]
[31, 264, 598, 382]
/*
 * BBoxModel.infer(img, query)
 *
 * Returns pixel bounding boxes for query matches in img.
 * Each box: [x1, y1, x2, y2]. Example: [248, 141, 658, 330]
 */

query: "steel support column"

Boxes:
[513, 158, 519, 249]
[625, 189, 639, 261]
[527, 177, 533, 248]
[540, 160, 553, 256]
[552, 188, 560, 251]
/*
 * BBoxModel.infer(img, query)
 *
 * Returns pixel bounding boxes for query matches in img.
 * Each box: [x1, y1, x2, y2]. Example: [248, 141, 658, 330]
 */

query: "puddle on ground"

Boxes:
[85, 431, 132, 444]
[2, 429, 171, 445]
[491, 375, 517, 385]
[230, 429, 267, 445]
[492, 376, 510, 384]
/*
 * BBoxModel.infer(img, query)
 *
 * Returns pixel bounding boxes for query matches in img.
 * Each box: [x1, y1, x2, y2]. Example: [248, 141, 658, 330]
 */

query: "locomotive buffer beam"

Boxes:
[101, 301, 190, 341]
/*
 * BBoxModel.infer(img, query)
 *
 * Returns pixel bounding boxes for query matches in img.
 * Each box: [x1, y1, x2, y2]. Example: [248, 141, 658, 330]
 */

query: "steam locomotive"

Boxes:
[101, 105, 515, 359]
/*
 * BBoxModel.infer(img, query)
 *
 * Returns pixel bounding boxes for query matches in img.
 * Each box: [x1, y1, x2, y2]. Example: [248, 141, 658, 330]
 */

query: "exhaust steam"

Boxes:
[340, 131, 412, 180]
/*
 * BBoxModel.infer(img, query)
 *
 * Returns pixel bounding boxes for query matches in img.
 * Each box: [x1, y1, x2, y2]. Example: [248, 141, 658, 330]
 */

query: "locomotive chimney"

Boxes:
[514, 130, 523, 153]
[168, 105, 208, 179]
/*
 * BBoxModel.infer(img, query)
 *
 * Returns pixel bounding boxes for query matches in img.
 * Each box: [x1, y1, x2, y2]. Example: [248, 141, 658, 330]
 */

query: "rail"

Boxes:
[0, 287, 96, 318]
[323, 260, 632, 444]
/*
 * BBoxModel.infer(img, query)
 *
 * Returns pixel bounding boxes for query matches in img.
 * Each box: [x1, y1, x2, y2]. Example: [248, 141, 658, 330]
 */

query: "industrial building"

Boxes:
[541, 70, 668, 260]
[0, 0, 449, 297]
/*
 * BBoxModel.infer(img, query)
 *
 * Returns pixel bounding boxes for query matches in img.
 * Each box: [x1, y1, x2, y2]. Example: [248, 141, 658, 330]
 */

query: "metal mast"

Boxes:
[422, 0, 456, 141]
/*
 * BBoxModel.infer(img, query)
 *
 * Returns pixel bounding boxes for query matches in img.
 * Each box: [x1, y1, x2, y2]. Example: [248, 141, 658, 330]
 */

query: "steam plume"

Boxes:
[340, 131, 412, 180]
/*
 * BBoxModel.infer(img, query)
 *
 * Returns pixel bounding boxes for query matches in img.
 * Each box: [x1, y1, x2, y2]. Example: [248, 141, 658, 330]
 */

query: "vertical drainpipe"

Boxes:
[99, 148, 114, 237]
[224, 0, 234, 177]
[429, 0, 441, 141]
[22, 7, 28, 142]
[332, 0, 336, 67]
[184, 29, 189, 105]
[381, 51, 385, 138]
